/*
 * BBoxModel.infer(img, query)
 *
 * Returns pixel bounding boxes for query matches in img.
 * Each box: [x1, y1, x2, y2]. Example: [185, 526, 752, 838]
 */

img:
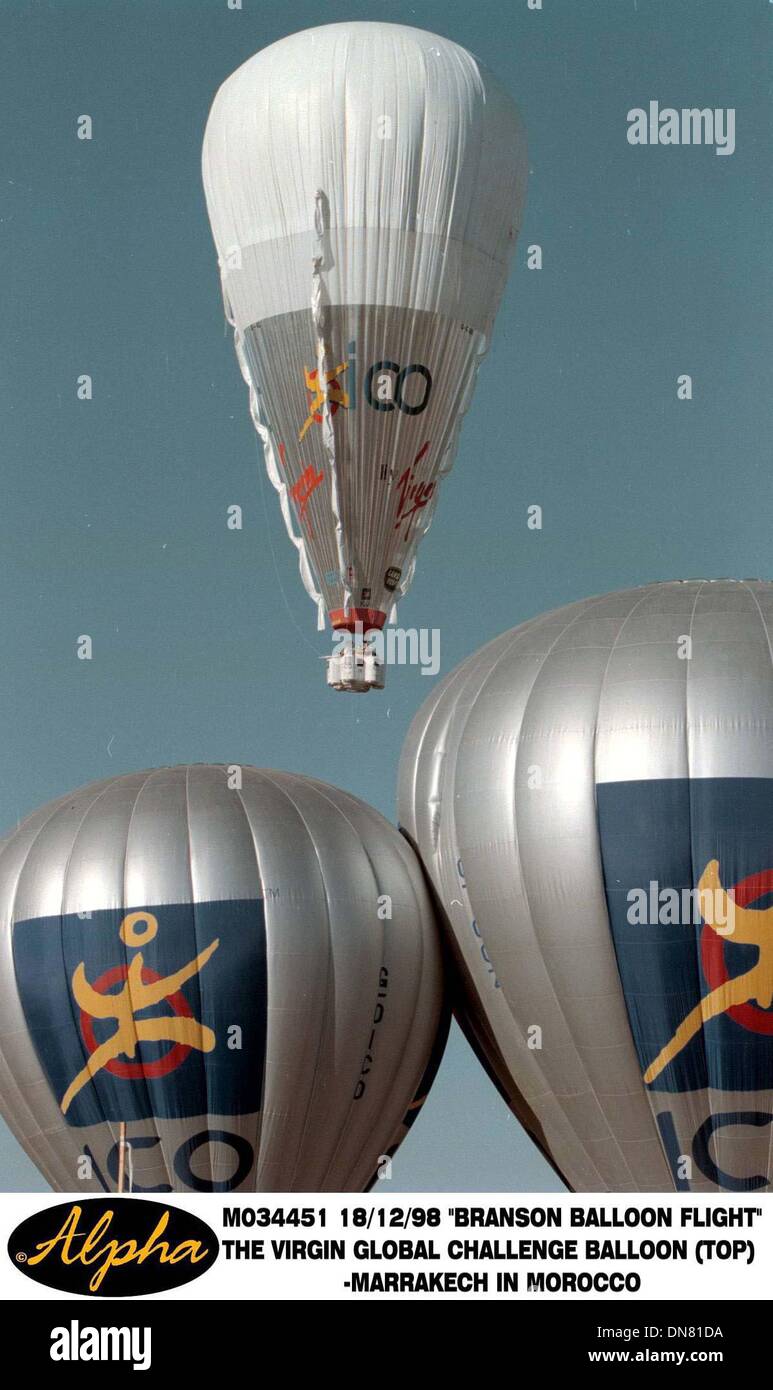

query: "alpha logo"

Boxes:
[9, 1197, 218, 1297]
[299, 362, 350, 440]
[597, 776, 773, 1190]
[13, 899, 267, 1127]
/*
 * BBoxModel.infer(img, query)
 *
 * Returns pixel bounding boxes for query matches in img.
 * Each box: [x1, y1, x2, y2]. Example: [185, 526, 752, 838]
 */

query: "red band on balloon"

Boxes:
[329, 607, 387, 632]
[79, 964, 194, 1079]
[701, 869, 773, 1034]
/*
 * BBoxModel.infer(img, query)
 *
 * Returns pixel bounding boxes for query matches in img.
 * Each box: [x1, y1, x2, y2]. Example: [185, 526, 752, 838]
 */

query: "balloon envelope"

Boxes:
[202, 22, 527, 678]
[0, 765, 446, 1192]
[399, 579, 773, 1192]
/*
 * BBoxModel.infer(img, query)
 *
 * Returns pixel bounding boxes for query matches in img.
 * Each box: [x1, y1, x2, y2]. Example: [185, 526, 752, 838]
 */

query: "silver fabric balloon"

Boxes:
[0, 765, 446, 1192]
[399, 580, 773, 1192]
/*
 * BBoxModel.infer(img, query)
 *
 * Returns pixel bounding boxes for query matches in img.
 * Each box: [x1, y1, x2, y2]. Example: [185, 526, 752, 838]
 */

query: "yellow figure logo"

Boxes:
[644, 860, 773, 1083]
[60, 911, 219, 1115]
[298, 362, 349, 441]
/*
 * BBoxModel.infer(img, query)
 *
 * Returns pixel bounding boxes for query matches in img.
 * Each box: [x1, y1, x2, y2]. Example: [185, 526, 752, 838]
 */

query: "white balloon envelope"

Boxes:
[202, 22, 527, 687]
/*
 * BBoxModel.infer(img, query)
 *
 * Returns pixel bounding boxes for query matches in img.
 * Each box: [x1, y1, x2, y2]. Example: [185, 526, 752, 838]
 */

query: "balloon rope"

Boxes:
[117, 1123, 127, 1194]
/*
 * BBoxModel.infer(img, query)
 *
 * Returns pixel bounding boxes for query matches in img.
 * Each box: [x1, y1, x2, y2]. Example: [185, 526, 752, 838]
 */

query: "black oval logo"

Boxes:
[8, 1197, 219, 1297]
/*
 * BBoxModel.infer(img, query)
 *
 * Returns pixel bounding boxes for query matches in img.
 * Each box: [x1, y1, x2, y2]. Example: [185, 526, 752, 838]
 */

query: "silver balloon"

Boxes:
[399, 580, 773, 1192]
[0, 765, 446, 1192]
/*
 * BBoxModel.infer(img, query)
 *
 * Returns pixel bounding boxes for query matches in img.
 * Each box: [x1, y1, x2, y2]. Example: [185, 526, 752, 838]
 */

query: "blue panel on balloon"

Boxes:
[596, 778, 773, 1094]
[12, 900, 267, 1127]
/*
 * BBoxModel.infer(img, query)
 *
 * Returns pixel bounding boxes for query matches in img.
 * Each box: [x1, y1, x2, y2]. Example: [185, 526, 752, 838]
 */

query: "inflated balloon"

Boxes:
[202, 22, 527, 689]
[399, 579, 773, 1192]
[0, 766, 447, 1192]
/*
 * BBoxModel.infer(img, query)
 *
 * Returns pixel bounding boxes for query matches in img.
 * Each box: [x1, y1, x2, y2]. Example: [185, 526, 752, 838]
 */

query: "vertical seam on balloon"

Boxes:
[64, 774, 148, 1191]
[740, 579, 773, 668]
[254, 770, 334, 1192]
[459, 594, 616, 1189]
[686, 581, 728, 1189]
[182, 765, 212, 1193]
[739, 580, 773, 1187]
[590, 583, 675, 1190]
[318, 784, 430, 1192]
[230, 771, 267, 1191]
[0, 794, 92, 1190]
[685, 581, 712, 1191]
[304, 782, 394, 1191]
[308, 780, 407, 1193]
[439, 616, 586, 1183]
[120, 768, 174, 1194]
[512, 592, 649, 1191]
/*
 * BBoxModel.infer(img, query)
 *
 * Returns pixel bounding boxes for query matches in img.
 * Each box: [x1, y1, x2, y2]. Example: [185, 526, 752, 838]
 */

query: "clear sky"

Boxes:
[0, 0, 771, 1191]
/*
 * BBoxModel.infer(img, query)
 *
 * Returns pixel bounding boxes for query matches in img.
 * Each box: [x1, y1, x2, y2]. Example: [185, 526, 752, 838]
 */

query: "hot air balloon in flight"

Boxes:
[0, 765, 447, 1192]
[399, 579, 773, 1192]
[202, 22, 527, 690]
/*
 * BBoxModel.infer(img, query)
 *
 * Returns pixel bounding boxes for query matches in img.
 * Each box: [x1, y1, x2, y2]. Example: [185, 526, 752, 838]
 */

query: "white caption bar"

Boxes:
[1, 1192, 769, 1301]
